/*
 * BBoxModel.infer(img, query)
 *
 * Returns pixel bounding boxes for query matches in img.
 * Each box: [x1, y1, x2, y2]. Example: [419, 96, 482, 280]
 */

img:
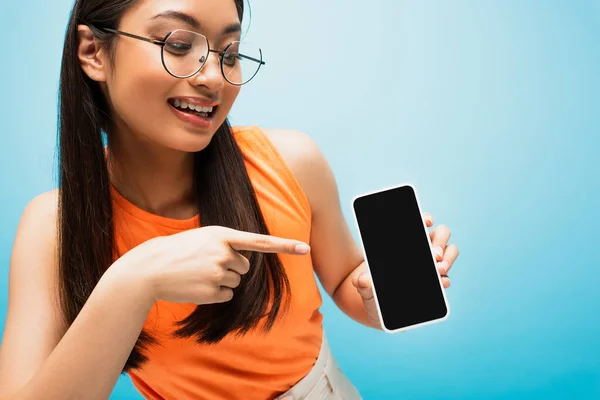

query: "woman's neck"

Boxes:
[106, 132, 198, 220]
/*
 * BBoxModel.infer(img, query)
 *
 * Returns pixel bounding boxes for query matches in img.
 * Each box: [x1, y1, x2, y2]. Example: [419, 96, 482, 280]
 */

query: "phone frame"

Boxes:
[350, 182, 451, 333]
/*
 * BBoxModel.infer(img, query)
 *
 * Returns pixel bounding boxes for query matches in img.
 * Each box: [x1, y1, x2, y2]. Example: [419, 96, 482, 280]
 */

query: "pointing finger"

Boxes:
[226, 229, 310, 255]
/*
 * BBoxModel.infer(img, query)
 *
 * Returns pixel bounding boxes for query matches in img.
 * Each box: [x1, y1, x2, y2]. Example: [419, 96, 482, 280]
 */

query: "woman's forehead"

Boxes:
[122, 0, 241, 32]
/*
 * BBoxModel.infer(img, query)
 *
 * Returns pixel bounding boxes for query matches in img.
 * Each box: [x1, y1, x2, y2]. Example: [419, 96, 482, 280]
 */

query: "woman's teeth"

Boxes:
[171, 99, 214, 117]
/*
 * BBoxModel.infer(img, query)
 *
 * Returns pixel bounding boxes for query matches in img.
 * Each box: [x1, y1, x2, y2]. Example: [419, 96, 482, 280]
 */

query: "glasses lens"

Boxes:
[222, 41, 263, 85]
[162, 30, 208, 77]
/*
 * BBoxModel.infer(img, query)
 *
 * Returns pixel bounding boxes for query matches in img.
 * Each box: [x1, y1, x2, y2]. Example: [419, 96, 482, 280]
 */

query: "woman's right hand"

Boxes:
[118, 226, 311, 305]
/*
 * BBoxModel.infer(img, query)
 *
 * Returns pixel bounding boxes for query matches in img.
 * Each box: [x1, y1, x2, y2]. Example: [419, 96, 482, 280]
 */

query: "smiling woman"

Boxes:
[0, 0, 458, 399]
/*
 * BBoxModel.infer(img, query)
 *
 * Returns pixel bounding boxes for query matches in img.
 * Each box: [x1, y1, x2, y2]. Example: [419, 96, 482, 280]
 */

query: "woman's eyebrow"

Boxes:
[150, 10, 241, 35]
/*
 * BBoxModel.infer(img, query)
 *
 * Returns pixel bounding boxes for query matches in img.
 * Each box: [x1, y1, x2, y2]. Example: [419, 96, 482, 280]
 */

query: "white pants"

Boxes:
[273, 333, 362, 400]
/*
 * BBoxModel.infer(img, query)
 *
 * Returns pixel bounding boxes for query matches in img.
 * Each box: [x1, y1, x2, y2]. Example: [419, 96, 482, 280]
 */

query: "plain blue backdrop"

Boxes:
[1, 1, 599, 399]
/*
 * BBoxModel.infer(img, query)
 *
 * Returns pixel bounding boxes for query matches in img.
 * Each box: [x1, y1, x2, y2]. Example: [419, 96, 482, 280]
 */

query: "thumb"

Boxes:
[353, 272, 374, 300]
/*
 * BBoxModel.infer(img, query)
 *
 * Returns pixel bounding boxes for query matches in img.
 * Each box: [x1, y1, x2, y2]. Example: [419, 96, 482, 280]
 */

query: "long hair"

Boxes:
[57, 0, 290, 373]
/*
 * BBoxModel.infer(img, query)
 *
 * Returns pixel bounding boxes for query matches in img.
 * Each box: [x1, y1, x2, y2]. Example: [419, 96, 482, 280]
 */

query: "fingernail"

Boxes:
[295, 243, 310, 254]
[439, 261, 448, 273]
[434, 246, 443, 257]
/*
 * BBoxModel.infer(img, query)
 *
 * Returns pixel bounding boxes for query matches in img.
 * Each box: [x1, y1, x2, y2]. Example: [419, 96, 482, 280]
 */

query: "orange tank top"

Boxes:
[109, 126, 323, 399]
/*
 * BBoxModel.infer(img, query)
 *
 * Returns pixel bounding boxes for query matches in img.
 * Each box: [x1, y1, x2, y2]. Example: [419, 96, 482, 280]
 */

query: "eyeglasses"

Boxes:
[95, 26, 265, 86]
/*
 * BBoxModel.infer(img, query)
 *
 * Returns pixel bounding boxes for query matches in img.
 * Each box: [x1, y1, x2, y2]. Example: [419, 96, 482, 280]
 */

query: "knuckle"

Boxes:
[218, 250, 235, 265]
[284, 243, 296, 254]
[441, 225, 452, 237]
[207, 285, 221, 298]
[437, 224, 449, 232]
[200, 225, 218, 236]
[210, 265, 226, 281]
[254, 237, 272, 251]
[204, 225, 227, 239]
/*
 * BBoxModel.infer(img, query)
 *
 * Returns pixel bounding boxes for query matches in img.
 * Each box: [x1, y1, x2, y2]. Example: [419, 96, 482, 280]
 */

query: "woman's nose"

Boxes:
[190, 51, 224, 91]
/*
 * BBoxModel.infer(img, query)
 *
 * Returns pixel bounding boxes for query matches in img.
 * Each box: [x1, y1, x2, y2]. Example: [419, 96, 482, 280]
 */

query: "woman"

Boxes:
[0, 0, 459, 399]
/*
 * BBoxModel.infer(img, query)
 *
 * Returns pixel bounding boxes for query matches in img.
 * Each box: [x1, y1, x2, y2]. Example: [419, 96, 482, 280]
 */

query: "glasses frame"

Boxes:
[95, 26, 265, 86]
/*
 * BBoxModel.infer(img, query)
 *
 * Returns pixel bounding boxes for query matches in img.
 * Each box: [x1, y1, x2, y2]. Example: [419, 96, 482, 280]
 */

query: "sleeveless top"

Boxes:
[108, 126, 323, 399]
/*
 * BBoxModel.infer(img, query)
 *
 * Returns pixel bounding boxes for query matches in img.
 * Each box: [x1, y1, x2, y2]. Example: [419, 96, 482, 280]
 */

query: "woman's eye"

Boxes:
[165, 42, 192, 55]
[223, 53, 238, 66]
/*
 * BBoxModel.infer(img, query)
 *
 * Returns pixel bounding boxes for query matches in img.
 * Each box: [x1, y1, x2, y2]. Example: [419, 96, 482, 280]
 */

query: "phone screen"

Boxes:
[352, 184, 449, 332]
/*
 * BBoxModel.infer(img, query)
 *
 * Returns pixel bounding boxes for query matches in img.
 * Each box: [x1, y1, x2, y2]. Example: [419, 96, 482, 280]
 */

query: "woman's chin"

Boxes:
[166, 128, 221, 153]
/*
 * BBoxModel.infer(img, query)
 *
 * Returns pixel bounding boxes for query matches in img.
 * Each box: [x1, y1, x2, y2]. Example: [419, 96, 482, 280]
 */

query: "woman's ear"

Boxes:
[77, 24, 108, 82]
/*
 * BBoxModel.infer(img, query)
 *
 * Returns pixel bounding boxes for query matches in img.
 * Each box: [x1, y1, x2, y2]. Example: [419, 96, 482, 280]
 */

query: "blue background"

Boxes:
[1, 0, 599, 399]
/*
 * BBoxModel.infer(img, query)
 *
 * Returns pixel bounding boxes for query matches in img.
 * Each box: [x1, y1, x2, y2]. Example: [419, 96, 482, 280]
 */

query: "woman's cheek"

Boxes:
[111, 69, 173, 130]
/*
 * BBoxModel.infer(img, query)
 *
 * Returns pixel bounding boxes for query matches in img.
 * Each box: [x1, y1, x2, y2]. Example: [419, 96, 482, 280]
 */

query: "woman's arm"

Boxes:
[0, 190, 155, 400]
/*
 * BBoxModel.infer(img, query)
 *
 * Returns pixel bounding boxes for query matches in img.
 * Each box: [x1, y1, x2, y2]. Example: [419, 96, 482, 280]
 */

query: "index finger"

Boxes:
[225, 229, 311, 255]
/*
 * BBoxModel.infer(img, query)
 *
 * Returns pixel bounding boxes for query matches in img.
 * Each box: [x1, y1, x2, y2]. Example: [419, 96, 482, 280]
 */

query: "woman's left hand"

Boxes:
[351, 212, 459, 328]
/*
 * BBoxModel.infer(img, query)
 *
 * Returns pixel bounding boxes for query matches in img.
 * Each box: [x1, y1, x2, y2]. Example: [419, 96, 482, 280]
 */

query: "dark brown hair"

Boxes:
[57, 0, 290, 373]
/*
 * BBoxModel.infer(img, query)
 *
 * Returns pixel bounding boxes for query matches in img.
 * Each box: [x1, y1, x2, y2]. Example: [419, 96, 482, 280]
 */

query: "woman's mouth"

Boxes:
[168, 98, 217, 118]
[167, 98, 219, 129]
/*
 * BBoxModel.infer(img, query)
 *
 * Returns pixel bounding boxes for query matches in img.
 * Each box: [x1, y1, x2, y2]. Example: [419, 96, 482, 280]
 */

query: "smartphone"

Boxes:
[351, 183, 450, 333]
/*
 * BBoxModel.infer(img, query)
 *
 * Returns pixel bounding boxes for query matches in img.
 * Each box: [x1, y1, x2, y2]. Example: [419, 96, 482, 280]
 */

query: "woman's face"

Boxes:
[98, 0, 242, 152]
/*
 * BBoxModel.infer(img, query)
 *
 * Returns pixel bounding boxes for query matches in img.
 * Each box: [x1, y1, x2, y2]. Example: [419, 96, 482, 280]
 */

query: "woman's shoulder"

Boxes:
[244, 126, 335, 219]
[231, 125, 319, 172]
[258, 127, 319, 167]
[232, 124, 315, 148]
[22, 189, 59, 228]
[18, 189, 60, 249]
[10, 188, 60, 298]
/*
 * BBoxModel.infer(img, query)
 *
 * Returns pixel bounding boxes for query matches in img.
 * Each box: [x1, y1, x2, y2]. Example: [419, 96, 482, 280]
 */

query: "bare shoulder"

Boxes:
[11, 188, 60, 282]
[19, 189, 60, 239]
[26, 188, 59, 217]
[260, 128, 322, 168]
[260, 128, 336, 216]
